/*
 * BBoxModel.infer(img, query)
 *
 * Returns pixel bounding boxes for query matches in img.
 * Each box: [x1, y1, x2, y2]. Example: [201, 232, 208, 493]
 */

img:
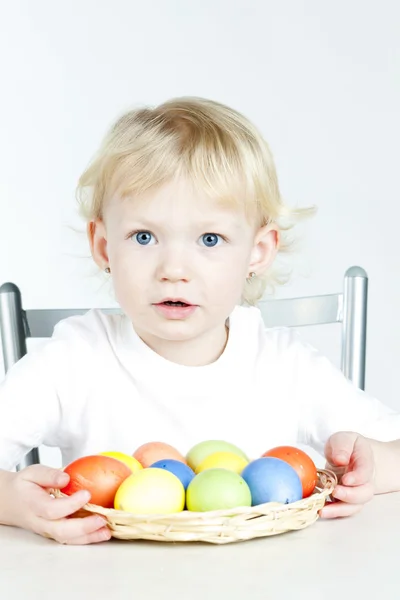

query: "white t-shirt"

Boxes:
[0, 305, 398, 470]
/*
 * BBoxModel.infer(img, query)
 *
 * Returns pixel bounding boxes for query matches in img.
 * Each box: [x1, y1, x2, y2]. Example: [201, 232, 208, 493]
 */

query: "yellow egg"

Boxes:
[195, 451, 249, 474]
[99, 451, 143, 473]
[186, 440, 248, 471]
[114, 468, 185, 514]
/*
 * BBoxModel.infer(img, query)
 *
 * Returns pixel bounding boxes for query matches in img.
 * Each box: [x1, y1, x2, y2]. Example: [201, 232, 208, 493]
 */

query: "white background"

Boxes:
[0, 1, 399, 466]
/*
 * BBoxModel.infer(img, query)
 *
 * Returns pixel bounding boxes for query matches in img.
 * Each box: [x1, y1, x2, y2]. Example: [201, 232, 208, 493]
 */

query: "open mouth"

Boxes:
[161, 301, 191, 307]
[154, 299, 197, 318]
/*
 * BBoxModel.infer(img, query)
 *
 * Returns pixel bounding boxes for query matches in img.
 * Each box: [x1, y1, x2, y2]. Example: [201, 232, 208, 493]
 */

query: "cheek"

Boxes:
[218, 269, 247, 292]
[204, 253, 248, 290]
[108, 248, 150, 300]
[216, 247, 250, 275]
[110, 244, 150, 276]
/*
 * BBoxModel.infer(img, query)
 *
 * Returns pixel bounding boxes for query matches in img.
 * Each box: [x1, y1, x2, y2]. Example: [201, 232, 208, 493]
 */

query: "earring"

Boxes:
[248, 272, 256, 279]
[105, 267, 111, 274]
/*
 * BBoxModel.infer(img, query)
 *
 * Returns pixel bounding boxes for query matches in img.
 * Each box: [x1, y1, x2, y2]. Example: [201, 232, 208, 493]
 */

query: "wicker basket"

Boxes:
[53, 468, 337, 544]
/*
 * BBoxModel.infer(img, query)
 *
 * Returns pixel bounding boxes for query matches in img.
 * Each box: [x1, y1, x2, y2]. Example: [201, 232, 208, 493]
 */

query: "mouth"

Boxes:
[152, 298, 198, 320]
[155, 298, 195, 307]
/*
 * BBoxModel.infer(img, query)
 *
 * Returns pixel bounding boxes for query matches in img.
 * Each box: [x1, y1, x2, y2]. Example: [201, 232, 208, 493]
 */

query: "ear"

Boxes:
[87, 219, 109, 270]
[248, 224, 279, 275]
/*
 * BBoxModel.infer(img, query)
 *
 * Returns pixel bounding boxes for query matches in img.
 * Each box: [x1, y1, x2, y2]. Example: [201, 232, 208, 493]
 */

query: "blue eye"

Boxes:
[131, 231, 155, 245]
[200, 233, 223, 247]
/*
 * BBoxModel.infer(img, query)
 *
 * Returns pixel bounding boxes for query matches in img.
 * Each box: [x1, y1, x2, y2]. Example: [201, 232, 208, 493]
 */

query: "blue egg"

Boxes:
[149, 459, 195, 490]
[241, 457, 302, 505]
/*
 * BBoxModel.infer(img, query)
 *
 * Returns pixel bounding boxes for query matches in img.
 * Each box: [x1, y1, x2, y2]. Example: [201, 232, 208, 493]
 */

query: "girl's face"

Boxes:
[89, 176, 278, 365]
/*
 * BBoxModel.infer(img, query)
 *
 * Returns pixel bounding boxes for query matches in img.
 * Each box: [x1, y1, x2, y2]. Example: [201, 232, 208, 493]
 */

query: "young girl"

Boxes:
[0, 97, 399, 545]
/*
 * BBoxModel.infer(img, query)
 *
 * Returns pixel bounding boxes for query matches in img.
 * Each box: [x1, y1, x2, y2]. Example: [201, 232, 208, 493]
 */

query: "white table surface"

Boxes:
[1, 493, 399, 600]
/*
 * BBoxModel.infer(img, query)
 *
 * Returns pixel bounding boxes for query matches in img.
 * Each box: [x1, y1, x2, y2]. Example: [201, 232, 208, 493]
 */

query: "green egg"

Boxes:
[186, 440, 248, 471]
[186, 468, 252, 512]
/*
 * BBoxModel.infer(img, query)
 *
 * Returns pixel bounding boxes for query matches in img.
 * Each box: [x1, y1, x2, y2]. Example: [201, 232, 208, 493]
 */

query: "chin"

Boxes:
[150, 320, 202, 342]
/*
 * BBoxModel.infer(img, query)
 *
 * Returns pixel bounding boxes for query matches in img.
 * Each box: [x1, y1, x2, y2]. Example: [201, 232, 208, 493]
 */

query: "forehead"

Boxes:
[106, 176, 254, 228]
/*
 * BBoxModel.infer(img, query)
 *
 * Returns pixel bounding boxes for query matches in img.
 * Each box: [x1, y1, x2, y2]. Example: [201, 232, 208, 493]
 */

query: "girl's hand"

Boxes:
[320, 431, 375, 518]
[6, 465, 111, 544]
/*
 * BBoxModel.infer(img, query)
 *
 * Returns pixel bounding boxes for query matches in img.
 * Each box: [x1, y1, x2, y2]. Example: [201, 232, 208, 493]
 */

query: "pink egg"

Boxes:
[133, 442, 187, 468]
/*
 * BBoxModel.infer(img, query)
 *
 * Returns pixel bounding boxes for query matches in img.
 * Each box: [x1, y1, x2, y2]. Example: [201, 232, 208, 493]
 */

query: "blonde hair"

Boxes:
[77, 97, 315, 304]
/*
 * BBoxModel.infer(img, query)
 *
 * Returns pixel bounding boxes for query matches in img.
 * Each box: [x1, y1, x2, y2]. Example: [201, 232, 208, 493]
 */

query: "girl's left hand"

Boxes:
[319, 431, 375, 518]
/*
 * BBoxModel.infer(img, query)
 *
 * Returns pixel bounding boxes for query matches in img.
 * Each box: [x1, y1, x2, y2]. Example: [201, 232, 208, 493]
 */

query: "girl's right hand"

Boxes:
[6, 464, 111, 544]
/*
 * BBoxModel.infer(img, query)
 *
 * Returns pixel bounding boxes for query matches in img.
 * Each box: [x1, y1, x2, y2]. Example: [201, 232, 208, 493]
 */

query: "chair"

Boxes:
[0, 266, 368, 470]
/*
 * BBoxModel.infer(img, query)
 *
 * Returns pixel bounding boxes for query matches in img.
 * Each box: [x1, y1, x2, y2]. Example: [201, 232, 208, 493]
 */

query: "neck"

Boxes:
[137, 323, 229, 366]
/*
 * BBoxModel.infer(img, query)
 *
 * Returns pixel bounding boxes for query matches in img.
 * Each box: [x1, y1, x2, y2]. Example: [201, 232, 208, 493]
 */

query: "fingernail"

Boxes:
[82, 491, 91, 503]
[334, 453, 348, 463]
[57, 473, 69, 486]
[333, 486, 346, 500]
[101, 529, 111, 541]
[344, 475, 355, 485]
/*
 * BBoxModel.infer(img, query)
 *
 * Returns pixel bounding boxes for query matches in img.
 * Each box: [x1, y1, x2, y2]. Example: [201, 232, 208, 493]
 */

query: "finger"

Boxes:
[21, 464, 69, 489]
[342, 437, 374, 486]
[33, 489, 92, 520]
[323, 462, 346, 480]
[319, 501, 364, 519]
[324, 432, 357, 467]
[61, 526, 112, 545]
[38, 514, 110, 544]
[331, 482, 374, 505]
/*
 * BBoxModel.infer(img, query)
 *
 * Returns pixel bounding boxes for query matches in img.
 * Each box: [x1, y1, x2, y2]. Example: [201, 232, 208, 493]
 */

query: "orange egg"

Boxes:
[62, 455, 132, 508]
[262, 446, 318, 498]
[133, 442, 187, 468]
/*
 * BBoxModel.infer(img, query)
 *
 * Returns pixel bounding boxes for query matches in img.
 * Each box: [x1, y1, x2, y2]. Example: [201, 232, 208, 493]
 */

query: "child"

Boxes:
[0, 97, 399, 545]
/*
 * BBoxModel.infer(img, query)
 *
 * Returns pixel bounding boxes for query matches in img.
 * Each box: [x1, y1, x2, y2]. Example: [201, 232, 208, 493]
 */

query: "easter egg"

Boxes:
[114, 468, 185, 514]
[62, 455, 131, 508]
[186, 440, 248, 471]
[150, 459, 195, 490]
[186, 469, 252, 512]
[133, 442, 187, 468]
[98, 451, 143, 473]
[241, 457, 303, 506]
[195, 451, 249, 474]
[262, 446, 318, 498]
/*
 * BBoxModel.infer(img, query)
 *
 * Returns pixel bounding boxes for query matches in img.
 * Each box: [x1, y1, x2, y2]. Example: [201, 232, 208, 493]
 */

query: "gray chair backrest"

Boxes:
[0, 266, 368, 470]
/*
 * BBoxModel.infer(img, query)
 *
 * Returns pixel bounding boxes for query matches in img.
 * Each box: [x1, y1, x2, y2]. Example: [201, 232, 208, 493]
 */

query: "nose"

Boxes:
[156, 244, 191, 282]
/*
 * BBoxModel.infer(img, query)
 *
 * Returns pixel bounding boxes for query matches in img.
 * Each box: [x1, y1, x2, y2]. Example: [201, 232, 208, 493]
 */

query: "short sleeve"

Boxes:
[293, 338, 400, 455]
[0, 342, 63, 470]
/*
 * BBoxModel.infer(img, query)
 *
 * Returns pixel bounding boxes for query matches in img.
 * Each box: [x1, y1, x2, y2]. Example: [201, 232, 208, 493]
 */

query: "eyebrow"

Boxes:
[123, 217, 244, 231]
[121, 206, 246, 229]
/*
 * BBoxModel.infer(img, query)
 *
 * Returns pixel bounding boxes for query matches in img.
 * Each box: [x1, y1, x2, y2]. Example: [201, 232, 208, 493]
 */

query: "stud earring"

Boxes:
[248, 272, 256, 279]
[105, 267, 111, 274]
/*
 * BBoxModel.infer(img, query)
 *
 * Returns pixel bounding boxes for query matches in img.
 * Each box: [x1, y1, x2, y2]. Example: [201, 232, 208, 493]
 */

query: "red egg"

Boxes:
[262, 446, 318, 498]
[133, 442, 187, 468]
[62, 455, 132, 508]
